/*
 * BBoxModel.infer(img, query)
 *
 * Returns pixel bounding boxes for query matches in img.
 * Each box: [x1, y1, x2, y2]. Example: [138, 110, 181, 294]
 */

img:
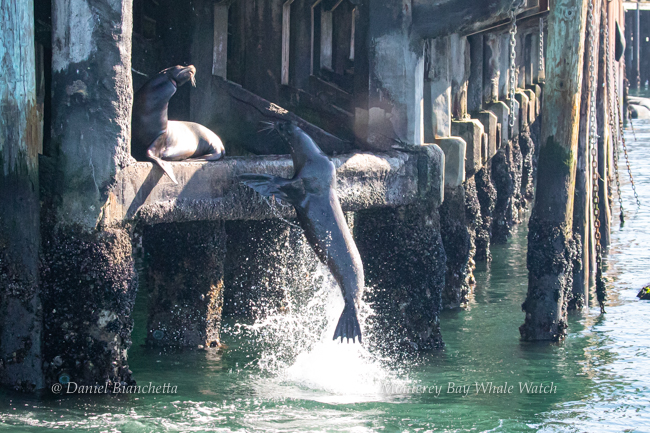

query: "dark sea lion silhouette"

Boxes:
[239, 121, 364, 343]
[132, 65, 225, 184]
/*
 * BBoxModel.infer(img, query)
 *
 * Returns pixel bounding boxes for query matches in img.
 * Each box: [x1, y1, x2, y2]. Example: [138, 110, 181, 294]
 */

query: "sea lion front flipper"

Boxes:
[333, 302, 362, 344]
[239, 174, 305, 204]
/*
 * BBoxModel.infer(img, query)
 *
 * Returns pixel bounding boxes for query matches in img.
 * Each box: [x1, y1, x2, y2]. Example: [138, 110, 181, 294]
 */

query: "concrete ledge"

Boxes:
[476, 110, 499, 162]
[436, 137, 466, 188]
[103, 150, 443, 226]
[451, 119, 484, 178]
[486, 101, 509, 149]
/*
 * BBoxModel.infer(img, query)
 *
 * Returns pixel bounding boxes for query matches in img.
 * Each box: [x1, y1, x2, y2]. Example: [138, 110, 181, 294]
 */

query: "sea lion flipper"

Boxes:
[239, 174, 304, 204]
[150, 155, 178, 184]
[333, 302, 362, 344]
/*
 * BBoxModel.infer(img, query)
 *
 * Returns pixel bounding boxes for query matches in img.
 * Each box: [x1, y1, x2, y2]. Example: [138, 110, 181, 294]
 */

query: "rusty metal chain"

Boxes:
[603, 7, 625, 223]
[615, 93, 642, 208]
[587, 0, 606, 313]
[623, 111, 643, 207]
[539, 17, 545, 80]
[509, 9, 518, 129]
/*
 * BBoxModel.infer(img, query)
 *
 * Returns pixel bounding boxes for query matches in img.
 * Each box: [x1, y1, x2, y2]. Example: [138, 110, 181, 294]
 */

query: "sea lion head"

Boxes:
[264, 120, 329, 173]
[161, 65, 196, 88]
[272, 120, 301, 143]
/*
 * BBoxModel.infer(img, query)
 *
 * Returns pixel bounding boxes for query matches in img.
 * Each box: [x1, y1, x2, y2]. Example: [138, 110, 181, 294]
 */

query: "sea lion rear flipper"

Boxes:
[239, 174, 304, 204]
[150, 156, 178, 185]
[333, 302, 362, 344]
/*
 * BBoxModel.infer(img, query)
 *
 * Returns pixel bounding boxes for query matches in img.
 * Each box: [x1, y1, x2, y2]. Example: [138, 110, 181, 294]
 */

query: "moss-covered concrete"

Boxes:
[520, 219, 579, 341]
[491, 138, 523, 243]
[520, 131, 536, 202]
[41, 225, 137, 388]
[439, 183, 478, 308]
[142, 221, 226, 348]
[223, 219, 317, 319]
[356, 204, 446, 352]
[475, 166, 497, 263]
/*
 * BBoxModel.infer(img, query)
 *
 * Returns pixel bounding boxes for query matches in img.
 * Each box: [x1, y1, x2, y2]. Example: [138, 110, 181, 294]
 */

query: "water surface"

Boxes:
[1, 121, 649, 432]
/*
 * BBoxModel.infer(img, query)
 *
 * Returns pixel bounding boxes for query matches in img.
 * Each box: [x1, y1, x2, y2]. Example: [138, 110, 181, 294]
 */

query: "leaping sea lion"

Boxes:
[132, 65, 225, 184]
[239, 121, 364, 343]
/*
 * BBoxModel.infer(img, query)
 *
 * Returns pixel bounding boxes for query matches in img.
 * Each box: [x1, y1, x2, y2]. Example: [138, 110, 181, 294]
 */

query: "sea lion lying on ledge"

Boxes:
[132, 65, 225, 184]
[239, 121, 365, 343]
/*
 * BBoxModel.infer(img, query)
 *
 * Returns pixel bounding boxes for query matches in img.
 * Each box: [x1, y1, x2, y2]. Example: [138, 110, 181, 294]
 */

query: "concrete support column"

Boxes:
[355, 204, 446, 351]
[451, 119, 484, 178]
[476, 110, 499, 163]
[483, 33, 501, 106]
[450, 34, 470, 120]
[440, 180, 480, 309]
[468, 34, 484, 114]
[424, 36, 452, 141]
[475, 166, 497, 263]
[223, 220, 316, 319]
[486, 101, 510, 149]
[43, 0, 135, 387]
[0, 0, 43, 392]
[357, 0, 424, 149]
[143, 222, 226, 348]
[41, 227, 136, 388]
[491, 139, 523, 243]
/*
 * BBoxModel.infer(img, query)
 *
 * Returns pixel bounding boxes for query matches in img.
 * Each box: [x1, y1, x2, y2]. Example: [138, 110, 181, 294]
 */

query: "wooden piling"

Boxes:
[520, 0, 589, 341]
[633, 2, 641, 89]
[572, 1, 602, 310]
[0, 0, 44, 391]
[597, 7, 611, 250]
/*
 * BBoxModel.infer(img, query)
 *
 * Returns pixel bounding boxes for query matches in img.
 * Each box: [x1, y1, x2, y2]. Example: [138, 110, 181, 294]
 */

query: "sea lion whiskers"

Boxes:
[257, 120, 277, 134]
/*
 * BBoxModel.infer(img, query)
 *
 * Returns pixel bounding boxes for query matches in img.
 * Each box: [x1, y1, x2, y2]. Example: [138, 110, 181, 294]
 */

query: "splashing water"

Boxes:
[225, 249, 411, 403]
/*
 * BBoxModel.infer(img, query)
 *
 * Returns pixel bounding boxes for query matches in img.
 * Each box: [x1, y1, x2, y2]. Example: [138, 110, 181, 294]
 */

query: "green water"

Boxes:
[2, 122, 650, 432]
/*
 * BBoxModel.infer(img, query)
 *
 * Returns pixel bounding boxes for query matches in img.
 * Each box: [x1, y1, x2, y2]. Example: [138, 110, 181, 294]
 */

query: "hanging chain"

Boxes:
[587, 0, 606, 313]
[622, 112, 643, 207]
[603, 6, 625, 223]
[509, 9, 518, 129]
[538, 17, 545, 79]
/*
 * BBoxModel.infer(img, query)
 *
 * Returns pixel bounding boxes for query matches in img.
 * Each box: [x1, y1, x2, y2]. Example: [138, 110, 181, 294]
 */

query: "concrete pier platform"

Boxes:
[102, 147, 445, 226]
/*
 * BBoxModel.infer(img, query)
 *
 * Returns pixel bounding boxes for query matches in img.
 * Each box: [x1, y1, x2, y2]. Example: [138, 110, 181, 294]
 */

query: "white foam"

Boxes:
[230, 260, 410, 404]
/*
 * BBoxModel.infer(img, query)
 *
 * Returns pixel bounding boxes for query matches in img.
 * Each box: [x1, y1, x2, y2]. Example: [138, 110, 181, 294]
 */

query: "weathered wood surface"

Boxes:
[572, 1, 602, 309]
[103, 147, 444, 226]
[597, 9, 611, 251]
[0, 0, 43, 391]
[521, 0, 589, 341]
